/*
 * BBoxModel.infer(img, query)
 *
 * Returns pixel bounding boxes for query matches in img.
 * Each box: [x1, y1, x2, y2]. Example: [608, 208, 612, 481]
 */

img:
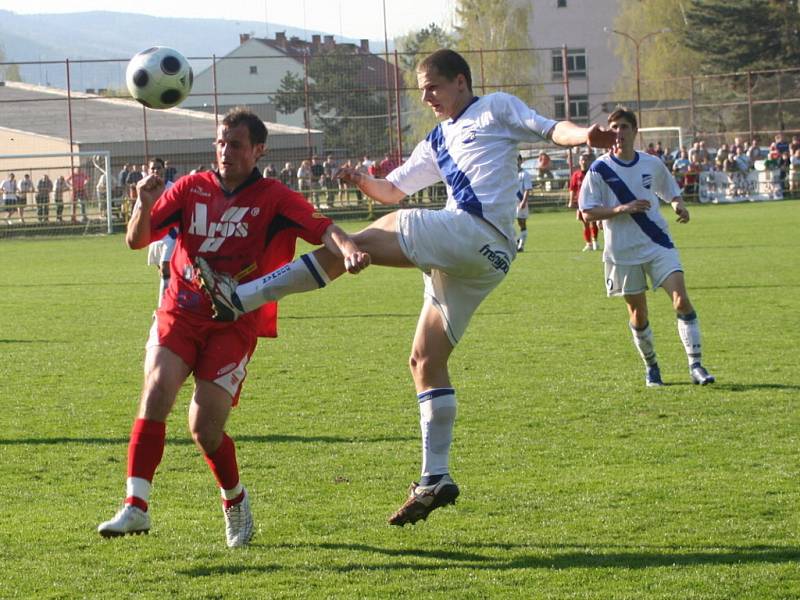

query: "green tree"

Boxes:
[0, 44, 22, 82]
[454, 0, 537, 103]
[683, 0, 800, 73]
[397, 23, 456, 143]
[272, 48, 389, 157]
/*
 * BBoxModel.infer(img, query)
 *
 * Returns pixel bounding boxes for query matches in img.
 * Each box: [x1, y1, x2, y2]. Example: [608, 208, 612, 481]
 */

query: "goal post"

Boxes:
[0, 150, 115, 236]
[638, 126, 684, 153]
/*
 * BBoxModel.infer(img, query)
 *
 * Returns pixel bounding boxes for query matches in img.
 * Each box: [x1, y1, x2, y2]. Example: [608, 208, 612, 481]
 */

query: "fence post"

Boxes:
[746, 71, 753, 141]
[479, 49, 486, 95]
[303, 53, 312, 158]
[561, 45, 573, 172]
[65, 58, 77, 222]
[393, 49, 403, 163]
[689, 74, 695, 139]
[211, 54, 219, 129]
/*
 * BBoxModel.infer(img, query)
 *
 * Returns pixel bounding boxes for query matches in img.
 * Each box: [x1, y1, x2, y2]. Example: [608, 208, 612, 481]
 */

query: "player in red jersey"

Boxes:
[568, 151, 599, 251]
[97, 108, 369, 547]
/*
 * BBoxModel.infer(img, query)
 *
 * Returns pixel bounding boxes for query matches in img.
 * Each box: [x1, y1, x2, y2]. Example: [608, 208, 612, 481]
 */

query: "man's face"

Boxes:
[417, 67, 469, 120]
[579, 155, 591, 169]
[609, 118, 636, 152]
[215, 123, 263, 183]
[149, 162, 163, 177]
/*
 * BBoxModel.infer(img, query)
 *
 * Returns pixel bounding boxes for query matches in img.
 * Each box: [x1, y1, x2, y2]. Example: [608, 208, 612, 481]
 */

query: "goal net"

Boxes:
[0, 151, 116, 237]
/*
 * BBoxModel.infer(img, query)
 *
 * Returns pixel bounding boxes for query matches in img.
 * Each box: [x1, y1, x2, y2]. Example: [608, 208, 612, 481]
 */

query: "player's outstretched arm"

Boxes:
[551, 121, 616, 150]
[582, 200, 651, 222]
[336, 167, 406, 205]
[320, 224, 371, 274]
[126, 174, 164, 249]
[671, 197, 690, 223]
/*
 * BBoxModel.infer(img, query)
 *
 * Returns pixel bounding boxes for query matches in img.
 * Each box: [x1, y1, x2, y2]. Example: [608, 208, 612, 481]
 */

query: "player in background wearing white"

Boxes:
[196, 49, 615, 525]
[578, 107, 715, 387]
[515, 155, 533, 252]
[144, 157, 177, 306]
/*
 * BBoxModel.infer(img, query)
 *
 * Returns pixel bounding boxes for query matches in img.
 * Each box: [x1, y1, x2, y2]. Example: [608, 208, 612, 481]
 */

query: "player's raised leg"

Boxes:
[98, 346, 189, 537]
[389, 300, 460, 526]
[196, 212, 411, 321]
[660, 271, 715, 385]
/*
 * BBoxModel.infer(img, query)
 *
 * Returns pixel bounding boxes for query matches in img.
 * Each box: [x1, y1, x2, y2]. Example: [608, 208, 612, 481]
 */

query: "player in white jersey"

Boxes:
[578, 107, 715, 387]
[145, 158, 177, 306]
[515, 155, 533, 251]
[195, 49, 616, 525]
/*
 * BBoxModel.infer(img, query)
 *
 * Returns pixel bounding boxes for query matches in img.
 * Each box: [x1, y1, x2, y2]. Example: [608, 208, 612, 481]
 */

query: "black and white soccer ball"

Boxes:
[126, 46, 193, 110]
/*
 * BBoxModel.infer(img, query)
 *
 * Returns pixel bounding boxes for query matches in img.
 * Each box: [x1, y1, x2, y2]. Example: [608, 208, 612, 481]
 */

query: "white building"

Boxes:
[522, 0, 623, 124]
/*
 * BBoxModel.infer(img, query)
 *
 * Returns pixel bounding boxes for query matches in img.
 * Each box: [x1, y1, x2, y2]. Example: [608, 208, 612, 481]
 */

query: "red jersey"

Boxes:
[148, 169, 333, 337]
[568, 168, 588, 194]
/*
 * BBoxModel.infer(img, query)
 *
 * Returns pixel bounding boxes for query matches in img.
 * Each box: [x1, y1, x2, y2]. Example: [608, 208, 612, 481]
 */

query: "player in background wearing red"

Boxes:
[568, 151, 599, 251]
[97, 108, 369, 547]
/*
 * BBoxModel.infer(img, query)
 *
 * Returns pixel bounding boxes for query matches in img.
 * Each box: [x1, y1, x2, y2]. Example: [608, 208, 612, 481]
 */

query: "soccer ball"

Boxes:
[126, 47, 193, 110]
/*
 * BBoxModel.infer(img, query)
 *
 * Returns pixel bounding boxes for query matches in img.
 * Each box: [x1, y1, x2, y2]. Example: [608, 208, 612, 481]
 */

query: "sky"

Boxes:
[0, 0, 457, 41]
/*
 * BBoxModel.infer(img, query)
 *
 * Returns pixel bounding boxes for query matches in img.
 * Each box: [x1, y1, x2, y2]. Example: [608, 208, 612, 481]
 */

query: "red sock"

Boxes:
[223, 491, 245, 510]
[583, 225, 592, 243]
[203, 433, 240, 492]
[591, 223, 599, 238]
[125, 418, 166, 510]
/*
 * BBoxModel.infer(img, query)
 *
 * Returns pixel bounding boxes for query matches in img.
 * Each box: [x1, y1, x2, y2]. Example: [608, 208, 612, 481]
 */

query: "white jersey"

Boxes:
[386, 92, 556, 244]
[517, 170, 533, 200]
[578, 151, 682, 265]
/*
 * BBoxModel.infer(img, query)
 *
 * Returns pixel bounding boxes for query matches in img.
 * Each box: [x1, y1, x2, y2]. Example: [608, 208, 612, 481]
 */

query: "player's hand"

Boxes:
[674, 203, 690, 223]
[586, 124, 616, 149]
[336, 167, 362, 186]
[136, 174, 164, 207]
[344, 250, 370, 274]
[621, 199, 650, 214]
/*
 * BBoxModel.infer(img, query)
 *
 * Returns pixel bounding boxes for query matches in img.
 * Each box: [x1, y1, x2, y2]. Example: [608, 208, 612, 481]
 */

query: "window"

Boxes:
[249, 66, 258, 75]
[551, 48, 586, 79]
[554, 95, 589, 121]
[557, 0, 567, 6]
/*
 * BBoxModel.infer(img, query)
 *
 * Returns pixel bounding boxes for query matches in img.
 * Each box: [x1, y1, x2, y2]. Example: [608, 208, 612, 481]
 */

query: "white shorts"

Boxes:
[396, 208, 512, 345]
[604, 248, 683, 296]
[146, 233, 177, 266]
[516, 204, 529, 219]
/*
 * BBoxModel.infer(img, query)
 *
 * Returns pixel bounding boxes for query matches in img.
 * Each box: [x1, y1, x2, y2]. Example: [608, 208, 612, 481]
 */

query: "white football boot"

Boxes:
[98, 505, 151, 537]
[223, 489, 254, 548]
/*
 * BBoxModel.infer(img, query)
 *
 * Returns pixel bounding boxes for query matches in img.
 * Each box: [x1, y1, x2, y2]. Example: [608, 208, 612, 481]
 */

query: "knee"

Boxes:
[673, 295, 692, 314]
[190, 422, 222, 455]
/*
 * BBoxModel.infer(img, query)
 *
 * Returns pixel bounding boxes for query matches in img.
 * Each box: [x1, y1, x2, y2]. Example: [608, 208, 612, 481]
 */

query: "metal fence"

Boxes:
[1, 47, 798, 236]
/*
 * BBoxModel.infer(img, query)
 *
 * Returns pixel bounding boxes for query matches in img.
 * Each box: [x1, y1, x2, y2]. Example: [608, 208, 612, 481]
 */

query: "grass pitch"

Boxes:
[0, 201, 798, 599]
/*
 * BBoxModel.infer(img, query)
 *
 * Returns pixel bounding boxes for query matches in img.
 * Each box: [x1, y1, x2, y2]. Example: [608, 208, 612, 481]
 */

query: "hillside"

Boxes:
[0, 10, 381, 91]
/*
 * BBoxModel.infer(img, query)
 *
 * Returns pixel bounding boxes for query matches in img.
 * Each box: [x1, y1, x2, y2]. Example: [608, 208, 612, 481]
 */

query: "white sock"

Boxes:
[677, 311, 702, 367]
[126, 477, 151, 503]
[518, 230, 528, 247]
[236, 253, 331, 313]
[418, 388, 457, 478]
[220, 482, 244, 501]
[629, 321, 657, 366]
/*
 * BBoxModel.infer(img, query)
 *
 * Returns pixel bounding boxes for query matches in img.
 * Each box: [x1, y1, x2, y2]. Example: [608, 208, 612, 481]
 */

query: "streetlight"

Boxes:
[604, 27, 670, 144]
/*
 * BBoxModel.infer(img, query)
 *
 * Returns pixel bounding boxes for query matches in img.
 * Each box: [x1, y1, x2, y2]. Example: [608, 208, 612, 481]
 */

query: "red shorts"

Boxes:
[146, 308, 257, 406]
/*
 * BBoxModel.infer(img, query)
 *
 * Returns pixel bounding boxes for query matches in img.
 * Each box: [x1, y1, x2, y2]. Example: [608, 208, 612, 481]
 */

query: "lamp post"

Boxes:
[604, 27, 670, 145]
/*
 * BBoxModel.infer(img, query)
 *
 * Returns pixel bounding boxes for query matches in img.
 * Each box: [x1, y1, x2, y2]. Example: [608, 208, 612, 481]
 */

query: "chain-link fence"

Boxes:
[1, 47, 798, 236]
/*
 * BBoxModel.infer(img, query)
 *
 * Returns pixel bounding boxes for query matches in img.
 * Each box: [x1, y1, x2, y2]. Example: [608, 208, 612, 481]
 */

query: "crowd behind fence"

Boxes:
[1, 48, 798, 236]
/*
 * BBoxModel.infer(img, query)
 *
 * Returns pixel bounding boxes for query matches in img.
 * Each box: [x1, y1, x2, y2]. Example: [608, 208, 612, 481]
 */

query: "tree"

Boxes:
[272, 47, 391, 157]
[0, 44, 22, 82]
[683, 0, 800, 73]
[397, 23, 456, 143]
[454, 0, 537, 103]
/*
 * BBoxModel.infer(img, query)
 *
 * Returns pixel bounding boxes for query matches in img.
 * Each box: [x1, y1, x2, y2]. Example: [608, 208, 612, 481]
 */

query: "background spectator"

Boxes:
[36, 173, 53, 222]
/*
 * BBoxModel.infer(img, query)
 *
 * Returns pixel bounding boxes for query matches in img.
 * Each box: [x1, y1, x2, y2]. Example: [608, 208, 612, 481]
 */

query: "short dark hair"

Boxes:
[417, 49, 473, 91]
[222, 107, 268, 146]
[150, 157, 165, 169]
[608, 106, 637, 131]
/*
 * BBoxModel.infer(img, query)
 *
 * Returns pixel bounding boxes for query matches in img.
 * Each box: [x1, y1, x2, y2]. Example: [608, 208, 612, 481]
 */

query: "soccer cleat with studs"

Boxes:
[646, 364, 664, 387]
[194, 257, 245, 322]
[98, 505, 151, 538]
[690, 364, 716, 385]
[223, 489, 254, 548]
[388, 475, 460, 526]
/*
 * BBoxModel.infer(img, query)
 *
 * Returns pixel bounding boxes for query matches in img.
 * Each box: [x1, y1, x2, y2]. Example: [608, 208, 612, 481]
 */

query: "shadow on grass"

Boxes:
[176, 541, 800, 575]
[0, 339, 70, 344]
[281, 310, 515, 320]
[0, 433, 415, 446]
